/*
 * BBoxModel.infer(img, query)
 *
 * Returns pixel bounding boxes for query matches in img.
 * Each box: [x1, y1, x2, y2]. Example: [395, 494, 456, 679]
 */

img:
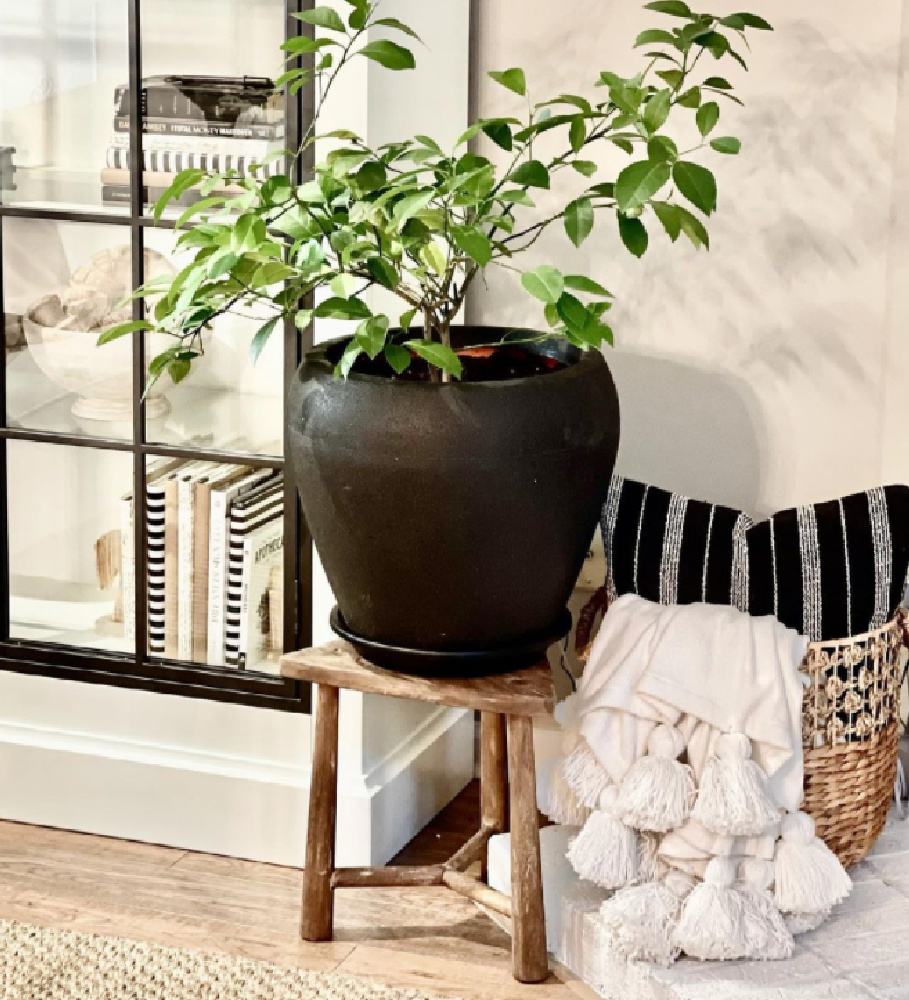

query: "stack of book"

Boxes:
[102, 75, 287, 207]
[120, 458, 285, 673]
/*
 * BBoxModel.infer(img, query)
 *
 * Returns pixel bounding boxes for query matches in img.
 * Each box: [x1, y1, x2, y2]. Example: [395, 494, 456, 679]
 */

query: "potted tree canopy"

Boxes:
[104, 0, 771, 673]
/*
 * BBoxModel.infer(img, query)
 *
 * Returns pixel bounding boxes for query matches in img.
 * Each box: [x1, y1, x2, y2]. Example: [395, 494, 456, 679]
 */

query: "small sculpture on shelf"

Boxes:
[23, 246, 181, 421]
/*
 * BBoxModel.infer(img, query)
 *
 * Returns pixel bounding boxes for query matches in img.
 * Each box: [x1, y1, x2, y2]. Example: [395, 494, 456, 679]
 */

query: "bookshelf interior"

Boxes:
[0, 0, 310, 710]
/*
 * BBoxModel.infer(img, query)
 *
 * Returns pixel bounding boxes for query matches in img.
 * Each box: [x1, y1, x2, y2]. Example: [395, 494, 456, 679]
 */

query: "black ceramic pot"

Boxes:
[286, 327, 620, 674]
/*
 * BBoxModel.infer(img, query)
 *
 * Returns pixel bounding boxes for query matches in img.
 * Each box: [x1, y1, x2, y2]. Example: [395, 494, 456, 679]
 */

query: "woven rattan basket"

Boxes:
[575, 588, 906, 868]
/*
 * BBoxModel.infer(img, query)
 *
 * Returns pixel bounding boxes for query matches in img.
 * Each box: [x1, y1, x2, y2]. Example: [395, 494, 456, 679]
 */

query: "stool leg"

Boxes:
[301, 683, 340, 942]
[506, 714, 548, 984]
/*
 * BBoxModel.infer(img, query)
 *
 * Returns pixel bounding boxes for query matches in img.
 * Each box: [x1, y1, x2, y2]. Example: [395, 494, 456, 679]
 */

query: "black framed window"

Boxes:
[0, 0, 314, 712]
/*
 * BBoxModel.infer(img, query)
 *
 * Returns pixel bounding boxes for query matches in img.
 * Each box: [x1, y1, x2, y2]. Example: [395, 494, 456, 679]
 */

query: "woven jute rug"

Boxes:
[0, 919, 456, 1000]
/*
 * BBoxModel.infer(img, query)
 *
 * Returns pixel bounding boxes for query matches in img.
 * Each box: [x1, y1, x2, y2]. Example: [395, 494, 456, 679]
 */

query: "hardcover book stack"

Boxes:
[103, 74, 286, 207]
[121, 458, 284, 673]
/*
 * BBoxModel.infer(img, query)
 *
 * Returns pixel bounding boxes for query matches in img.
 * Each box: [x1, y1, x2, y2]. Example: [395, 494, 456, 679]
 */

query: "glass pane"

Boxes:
[138, 1, 286, 219]
[0, 2, 130, 214]
[145, 455, 283, 675]
[3, 218, 152, 441]
[143, 227, 284, 457]
[7, 441, 134, 654]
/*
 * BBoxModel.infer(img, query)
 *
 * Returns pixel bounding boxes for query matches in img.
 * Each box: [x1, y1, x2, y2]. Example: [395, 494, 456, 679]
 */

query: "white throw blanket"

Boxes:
[572, 595, 808, 816]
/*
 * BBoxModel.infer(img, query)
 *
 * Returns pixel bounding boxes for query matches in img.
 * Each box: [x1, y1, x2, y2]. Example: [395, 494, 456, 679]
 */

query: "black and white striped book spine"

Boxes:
[105, 145, 284, 177]
[224, 488, 282, 669]
[146, 480, 168, 655]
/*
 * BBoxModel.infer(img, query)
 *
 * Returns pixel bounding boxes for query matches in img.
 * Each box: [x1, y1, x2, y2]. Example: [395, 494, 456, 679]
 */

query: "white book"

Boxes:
[177, 462, 222, 661]
[120, 492, 135, 644]
[109, 131, 285, 155]
[238, 514, 284, 673]
[225, 483, 283, 669]
[206, 468, 279, 666]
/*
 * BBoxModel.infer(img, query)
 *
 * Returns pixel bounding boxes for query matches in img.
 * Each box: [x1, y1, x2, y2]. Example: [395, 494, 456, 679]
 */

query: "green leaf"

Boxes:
[366, 257, 400, 289]
[657, 68, 684, 89]
[676, 205, 710, 248]
[488, 67, 527, 97]
[359, 39, 416, 70]
[647, 134, 678, 163]
[294, 309, 314, 330]
[251, 261, 296, 287]
[564, 197, 595, 248]
[295, 6, 345, 31]
[572, 160, 598, 177]
[588, 182, 615, 198]
[314, 297, 373, 320]
[153, 168, 206, 221]
[404, 340, 463, 378]
[710, 135, 741, 154]
[673, 160, 717, 214]
[564, 275, 613, 298]
[96, 320, 152, 346]
[693, 31, 729, 58]
[696, 101, 720, 136]
[615, 160, 671, 212]
[336, 341, 363, 380]
[498, 188, 535, 207]
[392, 189, 434, 226]
[356, 315, 390, 359]
[703, 76, 733, 89]
[399, 308, 417, 332]
[509, 159, 550, 189]
[735, 12, 773, 30]
[373, 16, 423, 40]
[569, 116, 587, 153]
[618, 215, 648, 257]
[249, 316, 280, 364]
[207, 249, 240, 278]
[420, 241, 447, 274]
[280, 36, 338, 53]
[643, 0, 693, 16]
[676, 86, 701, 108]
[168, 359, 192, 385]
[611, 138, 634, 155]
[482, 121, 513, 151]
[173, 196, 228, 231]
[353, 160, 387, 192]
[651, 200, 681, 241]
[521, 265, 565, 305]
[384, 343, 411, 374]
[452, 225, 493, 266]
[634, 28, 677, 47]
[556, 292, 589, 333]
[643, 88, 672, 132]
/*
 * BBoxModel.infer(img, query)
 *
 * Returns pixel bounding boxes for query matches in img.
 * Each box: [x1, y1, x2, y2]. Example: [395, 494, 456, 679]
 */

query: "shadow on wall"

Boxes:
[608, 349, 766, 518]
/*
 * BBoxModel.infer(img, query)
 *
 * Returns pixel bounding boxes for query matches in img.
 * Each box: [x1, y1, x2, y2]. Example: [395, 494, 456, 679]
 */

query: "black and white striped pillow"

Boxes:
[600, 476, 909, 641]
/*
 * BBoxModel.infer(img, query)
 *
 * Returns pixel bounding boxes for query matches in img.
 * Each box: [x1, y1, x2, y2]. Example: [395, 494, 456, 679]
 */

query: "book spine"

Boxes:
[109, 131, 284, 154]
[163, 479, 179, 659]
[113, 117, 284, 140]
[224, 514, 245, 668]
[192, 482, 212, 664]
[207, 490, 230, 666]
[146, 484, 167, 655]
[237, 533, 255, 670]
[106, 146, 283, 177]
[177, 473, 196, 661]
[121, 495, 135, 645]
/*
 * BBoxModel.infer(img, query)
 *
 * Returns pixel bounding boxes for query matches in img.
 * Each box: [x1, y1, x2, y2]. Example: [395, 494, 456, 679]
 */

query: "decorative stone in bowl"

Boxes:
[24, 246, 179, 421]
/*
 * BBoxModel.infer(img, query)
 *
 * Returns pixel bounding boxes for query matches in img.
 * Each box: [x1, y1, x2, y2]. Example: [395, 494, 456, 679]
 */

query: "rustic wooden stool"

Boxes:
[280, 641, 555, 984]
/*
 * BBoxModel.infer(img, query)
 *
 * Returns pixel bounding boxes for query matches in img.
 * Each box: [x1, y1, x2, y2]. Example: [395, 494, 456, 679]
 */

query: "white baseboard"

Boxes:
[0, 681, 473, 867]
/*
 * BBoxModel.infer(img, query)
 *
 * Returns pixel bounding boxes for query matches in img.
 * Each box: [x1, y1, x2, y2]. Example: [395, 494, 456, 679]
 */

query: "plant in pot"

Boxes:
[103, 0, 771, 674]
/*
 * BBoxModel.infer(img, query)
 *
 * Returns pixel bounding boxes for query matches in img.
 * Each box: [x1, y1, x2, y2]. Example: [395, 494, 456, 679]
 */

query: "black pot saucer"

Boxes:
[329, 606, 572, 677]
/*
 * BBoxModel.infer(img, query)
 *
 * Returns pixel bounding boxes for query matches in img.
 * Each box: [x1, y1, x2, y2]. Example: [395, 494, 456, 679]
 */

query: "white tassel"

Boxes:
[773, 812, 851, 914]
[691, 733, 781, 837]
[738, 859, 794, 961]
[546, 757, 591, 827]
[616, 724, 695, 833]
[785, 909, 829, 936]
[673, 858, 749, 961]
[567, 786, 638, 890]
[598, 871, 696, 967]
[561, 739, 611, 809]
[639, 831, 668, 884]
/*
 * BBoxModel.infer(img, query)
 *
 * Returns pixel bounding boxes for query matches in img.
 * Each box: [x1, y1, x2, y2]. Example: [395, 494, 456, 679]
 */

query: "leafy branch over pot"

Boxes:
[102, 0, 771, 384]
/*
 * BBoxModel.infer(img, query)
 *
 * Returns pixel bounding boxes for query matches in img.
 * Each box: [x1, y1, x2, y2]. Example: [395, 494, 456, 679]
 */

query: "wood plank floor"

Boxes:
[0, 781, 595, 1000]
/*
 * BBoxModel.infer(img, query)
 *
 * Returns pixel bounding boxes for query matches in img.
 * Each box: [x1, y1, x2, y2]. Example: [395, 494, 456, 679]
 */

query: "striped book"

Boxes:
[105, 146, 286, 177]
[224, 479, 283, 668]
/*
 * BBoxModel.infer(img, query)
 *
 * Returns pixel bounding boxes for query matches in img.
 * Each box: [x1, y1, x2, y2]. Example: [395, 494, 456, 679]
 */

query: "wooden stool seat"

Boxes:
[281, 641, 555, 984]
